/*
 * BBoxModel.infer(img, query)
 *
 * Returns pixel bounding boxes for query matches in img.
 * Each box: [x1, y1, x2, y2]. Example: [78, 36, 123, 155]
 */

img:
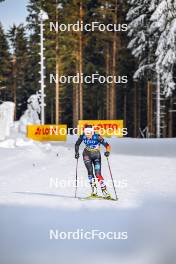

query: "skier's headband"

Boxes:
[84, 127, 94, 134]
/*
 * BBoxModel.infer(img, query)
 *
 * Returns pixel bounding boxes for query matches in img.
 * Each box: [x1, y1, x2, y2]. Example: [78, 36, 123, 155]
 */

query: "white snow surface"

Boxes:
[0, 136, 176, 264]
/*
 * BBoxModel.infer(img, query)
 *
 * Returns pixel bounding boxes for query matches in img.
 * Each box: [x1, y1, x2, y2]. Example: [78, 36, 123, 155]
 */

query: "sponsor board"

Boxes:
[27, 125, 67, 141]
[78, 120, 125, 137]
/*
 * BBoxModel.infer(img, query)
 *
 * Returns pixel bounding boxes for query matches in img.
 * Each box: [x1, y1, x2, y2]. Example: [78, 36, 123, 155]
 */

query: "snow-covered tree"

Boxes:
[127, 0, 155, 79]
[150, 0, 176, 96]
[127, 0, 176, 96]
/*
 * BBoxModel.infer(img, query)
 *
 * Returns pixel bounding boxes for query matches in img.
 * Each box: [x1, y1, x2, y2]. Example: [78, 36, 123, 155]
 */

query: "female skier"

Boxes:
[75, 125, 111, 198]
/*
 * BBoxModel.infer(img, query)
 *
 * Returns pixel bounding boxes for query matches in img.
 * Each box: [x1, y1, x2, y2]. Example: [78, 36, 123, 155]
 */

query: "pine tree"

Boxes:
[127, 0, 176, 95]
[26, 0, 41, 96]
[0, 23, 11, 101]
[127, 0, 158, 137]
[8, 24, 29, 119]
[45, 0, 76, 125]
[127, 0, 155, 79]
[150, 0, 176, 96]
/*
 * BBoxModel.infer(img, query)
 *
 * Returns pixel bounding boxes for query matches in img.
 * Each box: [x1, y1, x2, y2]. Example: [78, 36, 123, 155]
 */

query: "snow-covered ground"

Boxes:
[0, 136, 176, 264]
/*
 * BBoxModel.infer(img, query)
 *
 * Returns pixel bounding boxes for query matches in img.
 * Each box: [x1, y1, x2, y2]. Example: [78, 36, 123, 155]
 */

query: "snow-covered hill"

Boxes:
[0, 136, 176, 264]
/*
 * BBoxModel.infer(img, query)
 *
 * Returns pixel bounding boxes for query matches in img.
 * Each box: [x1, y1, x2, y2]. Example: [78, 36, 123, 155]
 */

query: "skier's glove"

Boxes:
[75, 153, 80, 159]
[104, 151, 110, 157]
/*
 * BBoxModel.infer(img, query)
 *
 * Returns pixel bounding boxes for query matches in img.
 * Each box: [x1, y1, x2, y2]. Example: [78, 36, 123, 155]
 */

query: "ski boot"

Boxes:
[101, 186, 111, 199]
[90, 179, 98, 197]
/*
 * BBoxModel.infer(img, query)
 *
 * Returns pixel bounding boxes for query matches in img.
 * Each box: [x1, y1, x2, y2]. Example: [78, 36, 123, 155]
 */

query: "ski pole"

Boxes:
[75, 159, 79, 198]
[106, 157, 118, 200]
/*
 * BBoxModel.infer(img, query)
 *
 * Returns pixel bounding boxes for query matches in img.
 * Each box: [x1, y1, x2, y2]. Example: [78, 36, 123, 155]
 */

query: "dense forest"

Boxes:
[0, 0, 176, 137]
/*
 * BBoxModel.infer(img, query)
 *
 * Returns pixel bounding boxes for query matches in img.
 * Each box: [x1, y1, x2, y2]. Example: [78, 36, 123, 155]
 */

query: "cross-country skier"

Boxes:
[75, 125, 111, 199]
